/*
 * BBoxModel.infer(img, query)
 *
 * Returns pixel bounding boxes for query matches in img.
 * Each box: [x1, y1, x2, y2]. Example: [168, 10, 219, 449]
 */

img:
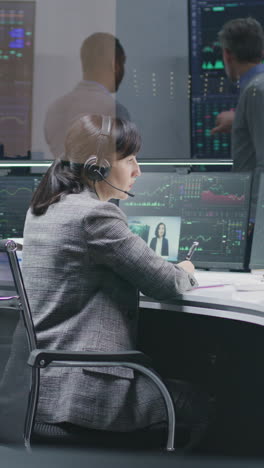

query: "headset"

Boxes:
[82, 115, 135, 197]
[83, 115, 112, 182]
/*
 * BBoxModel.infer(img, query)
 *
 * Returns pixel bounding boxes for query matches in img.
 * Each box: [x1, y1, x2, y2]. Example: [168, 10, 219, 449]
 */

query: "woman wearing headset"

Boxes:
[22, 115, 207, 446]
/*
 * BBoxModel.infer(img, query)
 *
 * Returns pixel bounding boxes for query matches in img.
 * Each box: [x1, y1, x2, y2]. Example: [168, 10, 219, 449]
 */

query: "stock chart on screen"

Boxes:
[0, 1, 35, 158]
[189, 0, 264, 159]
[121, 172, 251, 269]
[0, 175, 41, 238]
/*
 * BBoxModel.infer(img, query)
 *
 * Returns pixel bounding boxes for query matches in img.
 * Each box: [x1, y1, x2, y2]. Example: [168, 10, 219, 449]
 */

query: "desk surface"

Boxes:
[140, 271, 264, 327]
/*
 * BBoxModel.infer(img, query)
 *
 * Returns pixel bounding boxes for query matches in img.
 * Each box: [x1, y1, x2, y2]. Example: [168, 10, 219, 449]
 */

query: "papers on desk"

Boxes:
[232, 290, 264, 304]
[195, 271, 264, 291]
[234, 279, 264, 291]
[195, 271, 235, 289]
[188, 271, 264, 305]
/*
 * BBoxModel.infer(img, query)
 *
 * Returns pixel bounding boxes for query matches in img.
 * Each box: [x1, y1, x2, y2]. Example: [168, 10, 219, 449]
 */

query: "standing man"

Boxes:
[211, 17, 264, 219]
[44, 32, 129, 159]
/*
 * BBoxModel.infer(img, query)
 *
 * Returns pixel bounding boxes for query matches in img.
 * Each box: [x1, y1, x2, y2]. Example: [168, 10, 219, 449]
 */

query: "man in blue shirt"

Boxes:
[211, 17, 264, 219]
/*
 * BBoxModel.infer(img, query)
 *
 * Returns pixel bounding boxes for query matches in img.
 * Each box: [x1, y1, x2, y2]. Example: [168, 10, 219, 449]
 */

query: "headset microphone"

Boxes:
[94, 170, 135, 197]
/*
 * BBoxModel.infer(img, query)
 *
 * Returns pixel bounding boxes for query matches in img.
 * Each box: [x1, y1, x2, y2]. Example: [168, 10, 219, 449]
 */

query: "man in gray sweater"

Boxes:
[211, 17, 264, 220]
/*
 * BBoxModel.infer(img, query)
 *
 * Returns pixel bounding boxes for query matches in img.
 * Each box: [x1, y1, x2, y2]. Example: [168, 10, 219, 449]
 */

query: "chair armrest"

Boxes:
[27, 349, 176, 451]
[28, 349, 152, 368]
[0, 297, 19, 307]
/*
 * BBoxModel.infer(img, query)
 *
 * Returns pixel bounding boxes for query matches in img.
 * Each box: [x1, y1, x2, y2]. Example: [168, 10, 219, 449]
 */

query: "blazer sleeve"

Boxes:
[83, 202, 198, 300]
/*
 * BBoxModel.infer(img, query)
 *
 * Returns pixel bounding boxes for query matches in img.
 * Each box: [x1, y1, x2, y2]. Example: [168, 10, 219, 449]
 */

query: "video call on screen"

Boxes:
[121, 172, 251, 269]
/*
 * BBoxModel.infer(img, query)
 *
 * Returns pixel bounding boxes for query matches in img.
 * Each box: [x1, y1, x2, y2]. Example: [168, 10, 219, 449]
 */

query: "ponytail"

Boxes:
[30, 160, 84, 216]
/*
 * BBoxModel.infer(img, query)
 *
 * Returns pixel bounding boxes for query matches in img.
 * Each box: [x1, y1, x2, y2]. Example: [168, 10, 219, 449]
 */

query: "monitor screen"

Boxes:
[0, 1, 35, 158]
[249, 173, 264, 269]
[116, 0, 190, 159]
[0, 175, 41, 238]
[121, 172, 251, 269]
[189, 0, 264, 159]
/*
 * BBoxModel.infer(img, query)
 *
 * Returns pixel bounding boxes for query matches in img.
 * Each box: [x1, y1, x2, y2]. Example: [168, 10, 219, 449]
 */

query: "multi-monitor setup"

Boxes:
[2, 171, 264, 271]
[0, 0, 263, 273]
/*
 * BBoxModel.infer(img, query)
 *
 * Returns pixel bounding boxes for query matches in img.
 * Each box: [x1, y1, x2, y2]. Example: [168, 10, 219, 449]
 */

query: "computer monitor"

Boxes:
[249, 173, 264, 269]
[189, 0, 264, 159]
[0, 1, 35, 158]
[0, 175, 41, 239]
[121, 172, 252, 269]
[116, 0, 190, 160]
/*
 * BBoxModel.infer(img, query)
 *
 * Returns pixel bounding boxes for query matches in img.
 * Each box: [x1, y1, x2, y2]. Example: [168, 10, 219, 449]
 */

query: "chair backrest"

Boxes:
[0, 239, 37, 445]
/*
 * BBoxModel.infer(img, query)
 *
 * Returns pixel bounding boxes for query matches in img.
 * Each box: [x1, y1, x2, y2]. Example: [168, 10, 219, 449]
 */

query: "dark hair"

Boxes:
[30, 161, 84, 216]
[80, 33, 125, 72]
[63, 115, 141, 164]
[31, 115, 141, 216]
[218, 17, 264, 63]
[155, 223, 166, 238]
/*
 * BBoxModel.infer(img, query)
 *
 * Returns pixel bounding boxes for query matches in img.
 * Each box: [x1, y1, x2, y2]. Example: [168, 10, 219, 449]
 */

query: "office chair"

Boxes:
[0, 239, 176, 452]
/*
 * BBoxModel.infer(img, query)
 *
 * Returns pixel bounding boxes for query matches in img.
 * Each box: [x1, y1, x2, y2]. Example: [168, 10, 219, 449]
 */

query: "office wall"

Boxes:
[31, 0, 116, 160]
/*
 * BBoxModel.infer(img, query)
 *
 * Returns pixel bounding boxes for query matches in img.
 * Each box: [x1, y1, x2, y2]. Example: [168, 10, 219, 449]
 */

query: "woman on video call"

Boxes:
[150, 222, 169, 256]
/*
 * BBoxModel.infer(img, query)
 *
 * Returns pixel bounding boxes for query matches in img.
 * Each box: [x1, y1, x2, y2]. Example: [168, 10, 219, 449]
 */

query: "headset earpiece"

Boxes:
[84, 156, 111, 181]
[84, 116, 112, 182]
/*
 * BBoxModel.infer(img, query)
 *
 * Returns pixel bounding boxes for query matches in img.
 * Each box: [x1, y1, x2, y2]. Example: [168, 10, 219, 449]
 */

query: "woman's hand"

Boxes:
[177, 260, 195, 274]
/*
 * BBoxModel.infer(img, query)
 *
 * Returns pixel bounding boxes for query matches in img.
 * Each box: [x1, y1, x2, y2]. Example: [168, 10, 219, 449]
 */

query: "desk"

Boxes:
[138, 271, 264, 455]
[2, 268, 264, 455]
[140, 271, 264, 326]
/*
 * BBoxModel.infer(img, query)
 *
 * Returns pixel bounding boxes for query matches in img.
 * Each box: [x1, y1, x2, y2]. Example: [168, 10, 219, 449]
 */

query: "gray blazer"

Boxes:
[22, 189, 198, 431]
